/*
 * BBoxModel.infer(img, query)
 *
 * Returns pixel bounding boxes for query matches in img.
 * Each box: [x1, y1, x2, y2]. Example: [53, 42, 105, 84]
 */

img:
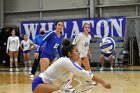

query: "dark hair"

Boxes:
[62, 39, 75, 57]
[55, 20, 64, 26]
[82, 23, 90, 29]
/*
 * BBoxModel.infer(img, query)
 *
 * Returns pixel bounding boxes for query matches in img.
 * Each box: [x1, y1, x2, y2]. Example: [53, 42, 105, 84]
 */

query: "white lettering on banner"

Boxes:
[71, 21, 80, 38]
[47, 22, 53, 32]
[21, 17, 125, 39]
[64, 22, 67, 38]
[40, 23, 46, 30]
[23, 23, 38, 40]
[111, 18, 123, 37]
[96, 20, 109, 37]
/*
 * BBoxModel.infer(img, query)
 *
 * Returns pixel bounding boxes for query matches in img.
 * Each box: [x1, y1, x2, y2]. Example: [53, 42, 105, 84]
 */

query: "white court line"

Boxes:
[0, 84, 12, 88]
[73, 77, 82, 89]
[73, 76, 96, 93]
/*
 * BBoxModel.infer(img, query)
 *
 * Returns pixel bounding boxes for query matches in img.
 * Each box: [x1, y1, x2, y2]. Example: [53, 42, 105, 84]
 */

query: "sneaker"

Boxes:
[63, 79, 73, 89]
[100, 67, 104, 71]
[110, 67, 113, 71]
[63, 88, 75, 92]
[9, 68, 13, 72]
[23, 67, 27, 71]
[86, 81, 97, 86]
[29, 67, 32, 71]
[15, 68, 19, 72]
[30, 74, 34, 78]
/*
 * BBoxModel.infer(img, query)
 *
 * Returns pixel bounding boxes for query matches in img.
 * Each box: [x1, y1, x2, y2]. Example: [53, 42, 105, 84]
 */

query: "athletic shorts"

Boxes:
[23, 50, 31, 54]
[40, 53, 56, 61]
[32, 76, 43, 92]
[102, 54, 115, 61]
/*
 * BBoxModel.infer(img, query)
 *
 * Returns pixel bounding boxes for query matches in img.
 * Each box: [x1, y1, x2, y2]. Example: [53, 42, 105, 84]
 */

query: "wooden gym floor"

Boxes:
[0, 66, 140, 93]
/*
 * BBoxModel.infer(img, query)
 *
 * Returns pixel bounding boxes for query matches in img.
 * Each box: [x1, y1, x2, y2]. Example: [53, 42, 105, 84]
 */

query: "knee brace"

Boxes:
[10, 58, 13, 62]
[28, 60, 31, 64]
[14, 58, 18, 62]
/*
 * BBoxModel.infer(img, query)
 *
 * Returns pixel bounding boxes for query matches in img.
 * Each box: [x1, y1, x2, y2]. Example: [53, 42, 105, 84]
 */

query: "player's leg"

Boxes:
[34, 83, 59, 93]
[81, 57, 91, 72]
[40, 58, 50, 72]
[23, 53, 28, 71]
[32, 76, 59, 93]
[100, 55, 105, 71]
[109, 55, 115, 70]
[9, 51, 14, 71]
[50, 57, 58, 65]
[26, 52, 32, 71]
[31, 51, 41, 76]
[13, 51, 19, 71]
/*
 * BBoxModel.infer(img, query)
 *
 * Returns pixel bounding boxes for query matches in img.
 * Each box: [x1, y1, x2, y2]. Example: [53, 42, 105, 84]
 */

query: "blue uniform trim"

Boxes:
[73, 33, 80, 44]
[42, 31, 54, 41]
[32, 76, 43, 92]
[71, 60, 83, 70]
[23, 50, 31, 54]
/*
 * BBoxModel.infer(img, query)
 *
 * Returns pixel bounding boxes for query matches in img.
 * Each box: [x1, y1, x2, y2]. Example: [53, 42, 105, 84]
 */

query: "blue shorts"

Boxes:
[40, 53, 56, 61]
[32, 76, 43, 92]
[23, 50, 31, 54]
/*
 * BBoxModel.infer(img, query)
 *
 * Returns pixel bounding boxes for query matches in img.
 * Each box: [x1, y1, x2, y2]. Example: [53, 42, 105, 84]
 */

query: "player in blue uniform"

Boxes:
[100, 51, 115, 71]
[35, 21, 65, 72]
[30, 28, 46, 77]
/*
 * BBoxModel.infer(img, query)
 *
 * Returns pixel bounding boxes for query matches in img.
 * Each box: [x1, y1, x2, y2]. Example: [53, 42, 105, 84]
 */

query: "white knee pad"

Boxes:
[14, 58, 18, 62]
[10, 58, 13, 62]
[28, 60, 31, 64]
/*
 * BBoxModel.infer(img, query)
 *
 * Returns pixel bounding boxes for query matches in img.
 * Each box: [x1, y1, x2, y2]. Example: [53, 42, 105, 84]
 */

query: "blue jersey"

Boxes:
[36, 31, 64, 57]
[34, 34, 46, 52]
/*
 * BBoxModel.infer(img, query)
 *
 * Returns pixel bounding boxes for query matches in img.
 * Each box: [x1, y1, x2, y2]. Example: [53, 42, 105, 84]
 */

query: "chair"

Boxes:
[117, 49, 129, 70]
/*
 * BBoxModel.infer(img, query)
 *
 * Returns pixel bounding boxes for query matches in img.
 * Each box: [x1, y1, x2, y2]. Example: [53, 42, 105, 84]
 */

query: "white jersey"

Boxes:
[21, 39, 33, 51]
[39, 57, 93, 86]
[7, 36, 20, 51]
[72, 32, 91, 58]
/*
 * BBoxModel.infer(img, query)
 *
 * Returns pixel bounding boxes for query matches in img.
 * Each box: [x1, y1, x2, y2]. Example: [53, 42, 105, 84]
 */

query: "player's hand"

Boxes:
[102, 80, 111, 89]
[34, 53, 39, 59]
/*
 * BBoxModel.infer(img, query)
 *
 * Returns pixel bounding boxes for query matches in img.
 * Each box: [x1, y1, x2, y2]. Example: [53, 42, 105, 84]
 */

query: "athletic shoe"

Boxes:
[23, 67, 27, 71]
[86, 81, 97, 86]
[15, 68, 19, 72]
[100, 67, 104, 71]
[110, 67, 113, 71]
[63, 88, 75, 92]
[30, 74, 34, 78]
[29, 67, 32, 71]
[9, 68, 13, 72]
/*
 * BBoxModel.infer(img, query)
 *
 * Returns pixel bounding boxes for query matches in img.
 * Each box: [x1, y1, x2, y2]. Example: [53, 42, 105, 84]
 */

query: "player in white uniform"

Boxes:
[6, 29, 20, 71]
[32, 39, 111, 93]
[72, 23, 92, 72]
[21, 35, 33, 71]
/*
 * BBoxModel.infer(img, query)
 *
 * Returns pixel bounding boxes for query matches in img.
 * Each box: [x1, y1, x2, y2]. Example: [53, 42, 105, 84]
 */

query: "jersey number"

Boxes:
[54, 43, 59, 49]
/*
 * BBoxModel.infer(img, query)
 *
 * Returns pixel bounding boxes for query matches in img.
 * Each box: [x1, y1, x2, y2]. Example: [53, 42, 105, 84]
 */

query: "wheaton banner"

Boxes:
[21, 16, 126, 40]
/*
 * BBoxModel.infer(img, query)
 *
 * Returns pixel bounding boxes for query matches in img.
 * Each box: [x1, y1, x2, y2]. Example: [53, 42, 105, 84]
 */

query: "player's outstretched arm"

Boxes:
[92, 75, 111, 89]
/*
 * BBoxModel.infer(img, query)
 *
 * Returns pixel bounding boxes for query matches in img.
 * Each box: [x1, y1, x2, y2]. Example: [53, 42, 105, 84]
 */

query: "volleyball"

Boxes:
[100, 37, 115, 54]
